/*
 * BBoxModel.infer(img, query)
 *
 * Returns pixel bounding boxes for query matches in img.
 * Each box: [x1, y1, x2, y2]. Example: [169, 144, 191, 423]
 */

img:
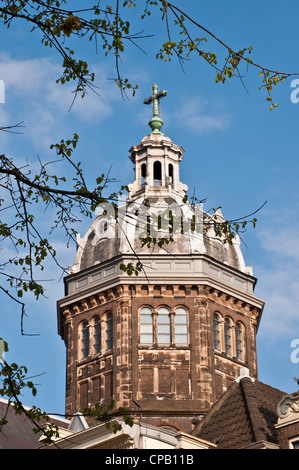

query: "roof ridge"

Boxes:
[240, 377, 267, 443]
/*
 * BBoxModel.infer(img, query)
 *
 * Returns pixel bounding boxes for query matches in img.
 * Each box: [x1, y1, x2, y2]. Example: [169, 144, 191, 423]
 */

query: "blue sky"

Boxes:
[1, 1, 299, 415]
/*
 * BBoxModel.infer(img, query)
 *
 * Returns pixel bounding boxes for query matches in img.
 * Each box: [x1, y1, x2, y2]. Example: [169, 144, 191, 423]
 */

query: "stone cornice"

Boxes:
[57, 254, 264, 337]
[66, 252, 257, 290]
[59, 251, 262, 300]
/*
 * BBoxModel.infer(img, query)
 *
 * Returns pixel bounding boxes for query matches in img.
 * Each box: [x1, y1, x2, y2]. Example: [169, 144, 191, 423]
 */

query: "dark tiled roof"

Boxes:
[192, 378, 286, 449]
[0, 399, 69, 449]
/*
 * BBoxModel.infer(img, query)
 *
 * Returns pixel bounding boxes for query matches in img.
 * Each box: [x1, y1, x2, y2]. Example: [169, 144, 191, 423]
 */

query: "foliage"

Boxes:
[83, 399, 134, 434]
[0, 0, 294, 441]
[0, 1, 296, 105]
[0, 338, 60, 442]
[0, 0, 292, 309]
[0, 338, 134, 445]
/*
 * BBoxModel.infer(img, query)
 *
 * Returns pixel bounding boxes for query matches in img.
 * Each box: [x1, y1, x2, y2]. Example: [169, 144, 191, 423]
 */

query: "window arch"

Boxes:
[168, 163, 174, 185]
[141, 163, 147, 188]
[99, 220, 108, 235]
[80, 320, 89, 359]
[213, 312, 222, 351]
[139, 306, 189, 347]
[157, 307, 170, 345]
[140, 307, 153, 345]
[93, 316, 102, 355]
[224, 317, 233, 356]
[213, 312, 246, 362]
[78, 313, 114, 360]
[235, 321, 245, 361]
[174, 307, 188, 345]
[153, 161, 162, 186]
[105, 312, 113, 351]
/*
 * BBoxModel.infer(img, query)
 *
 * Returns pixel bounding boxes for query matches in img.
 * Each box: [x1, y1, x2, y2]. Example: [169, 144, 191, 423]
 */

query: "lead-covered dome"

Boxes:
[71, 136, 250, 277]
[70, 85, 252, 277]
[72, 202, 249, 274]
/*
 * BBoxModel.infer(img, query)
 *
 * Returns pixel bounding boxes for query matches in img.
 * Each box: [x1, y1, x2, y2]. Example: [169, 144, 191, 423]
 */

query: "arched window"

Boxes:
[157, 307, 170, 345]
[106, 312, 113, 351]
[93, 316, 101, 355]
[235, 321, 245, 361]
[174, 307, 188, 345]
[141, 163, 146, 188]
[80, 320, 89, 359]
[213, 313, 246, 362]
[168, 163, 173, 185]
[139, 306, 189, 347]
[213, 312, 222, 351]
[140, 307, 153, 344]
[153, 161, 162, 186]
[99, 220, 108, 235]
[224, 317, 233, 356]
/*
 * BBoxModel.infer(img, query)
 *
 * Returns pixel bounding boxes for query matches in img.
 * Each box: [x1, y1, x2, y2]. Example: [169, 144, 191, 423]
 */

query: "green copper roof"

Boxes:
[143, 83, 167, 134]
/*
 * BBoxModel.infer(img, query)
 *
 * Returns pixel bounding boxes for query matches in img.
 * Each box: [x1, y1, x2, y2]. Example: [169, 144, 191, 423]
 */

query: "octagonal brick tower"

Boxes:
[57, 85, 264, 434]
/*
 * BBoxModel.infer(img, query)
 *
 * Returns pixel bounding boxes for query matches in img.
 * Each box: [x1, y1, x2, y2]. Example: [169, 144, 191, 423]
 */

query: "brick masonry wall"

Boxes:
[276, 421, 299, 449]
[59, 282, 261, 432]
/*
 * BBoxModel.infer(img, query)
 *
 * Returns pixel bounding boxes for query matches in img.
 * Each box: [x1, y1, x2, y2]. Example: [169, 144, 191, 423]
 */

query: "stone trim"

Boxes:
[276, 392, 299, 427]
[58, 254, 263, 326]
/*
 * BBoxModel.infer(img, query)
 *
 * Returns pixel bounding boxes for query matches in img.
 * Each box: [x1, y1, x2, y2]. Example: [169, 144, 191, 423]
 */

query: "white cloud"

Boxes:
[254, 205, 299, 341]
[174, 96, 232, 133]
[135, 94, 232, 136]
[0, 54, 118, 150]
[0, 105, 14, 144]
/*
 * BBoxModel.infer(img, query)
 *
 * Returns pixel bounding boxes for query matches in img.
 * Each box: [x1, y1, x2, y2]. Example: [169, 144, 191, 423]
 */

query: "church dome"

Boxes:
[70, 84, 251, 277]
[72, 195, 250, 275]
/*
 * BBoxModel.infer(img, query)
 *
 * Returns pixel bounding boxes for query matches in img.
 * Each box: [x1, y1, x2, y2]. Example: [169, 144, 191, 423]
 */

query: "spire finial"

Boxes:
[143, 83, 167, 134]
